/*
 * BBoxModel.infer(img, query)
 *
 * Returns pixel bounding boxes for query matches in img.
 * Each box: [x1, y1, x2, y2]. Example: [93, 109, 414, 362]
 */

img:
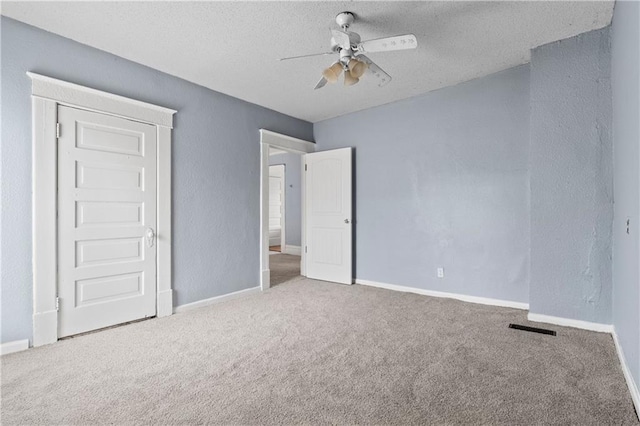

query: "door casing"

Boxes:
[29, 72, 176, 347]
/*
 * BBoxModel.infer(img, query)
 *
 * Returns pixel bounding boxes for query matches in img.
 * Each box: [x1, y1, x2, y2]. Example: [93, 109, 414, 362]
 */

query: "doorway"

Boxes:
[259, 130, 315, 290]
[259, 129, 354, 290]
[268, 153, 303, 286]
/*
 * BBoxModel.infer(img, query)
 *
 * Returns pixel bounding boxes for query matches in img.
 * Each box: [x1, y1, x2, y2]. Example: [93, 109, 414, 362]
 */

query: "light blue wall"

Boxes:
[2, 14, 632, 352]
[269, 153, 302, 247]
[611, 0, 640, 389]
[314, 65, 531, 303]
[0, 17, 313, 344]
[529, 28, 613, 324]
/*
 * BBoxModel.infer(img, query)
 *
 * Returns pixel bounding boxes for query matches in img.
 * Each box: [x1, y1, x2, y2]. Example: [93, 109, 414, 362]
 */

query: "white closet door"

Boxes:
[269, 165, 285, 247]
[57, 105, 157, 337]
[305, 148, 352, 284]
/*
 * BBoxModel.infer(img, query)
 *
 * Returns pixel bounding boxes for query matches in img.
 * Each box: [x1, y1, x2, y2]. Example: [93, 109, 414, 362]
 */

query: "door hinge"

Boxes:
[55, 296, 60, 311]
[305, 246, 307, 253]
[305, 164, 307, 171]
[56, 123, 61, 139]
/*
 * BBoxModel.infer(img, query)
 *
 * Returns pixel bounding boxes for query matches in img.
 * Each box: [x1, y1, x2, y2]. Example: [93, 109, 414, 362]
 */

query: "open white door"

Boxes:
[305, 148, 352, 284]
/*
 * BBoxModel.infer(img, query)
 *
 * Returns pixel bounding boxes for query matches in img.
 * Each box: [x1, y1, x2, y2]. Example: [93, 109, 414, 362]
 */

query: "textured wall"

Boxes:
[2, 14, 627, 349]
[314, 65, 531, 303]
[0, 17, 313, 344]
[269, 153, 302, 247]
[529, 28, 613, 324]
[611, 0, 640, 389]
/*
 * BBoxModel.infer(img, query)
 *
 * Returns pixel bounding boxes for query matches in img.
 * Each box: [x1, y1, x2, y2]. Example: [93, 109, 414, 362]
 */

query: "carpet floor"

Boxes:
[2, 273, 638, 424]
[270, 253, 301, 287]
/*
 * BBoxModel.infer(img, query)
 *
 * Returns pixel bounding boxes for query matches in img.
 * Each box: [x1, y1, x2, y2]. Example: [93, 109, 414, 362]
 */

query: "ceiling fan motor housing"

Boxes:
[339, 49, 352, 67]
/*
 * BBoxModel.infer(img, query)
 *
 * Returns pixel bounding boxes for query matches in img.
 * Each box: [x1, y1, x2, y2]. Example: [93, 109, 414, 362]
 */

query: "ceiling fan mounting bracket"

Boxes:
[335, 12, 355, 30]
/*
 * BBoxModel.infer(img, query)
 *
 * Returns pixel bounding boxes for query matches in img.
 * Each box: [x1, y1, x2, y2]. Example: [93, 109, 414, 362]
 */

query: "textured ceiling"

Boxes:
[2, 1, 613, 122]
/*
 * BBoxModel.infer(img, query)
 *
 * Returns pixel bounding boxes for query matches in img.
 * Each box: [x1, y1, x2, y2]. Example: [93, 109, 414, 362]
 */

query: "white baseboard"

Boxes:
[355, 279, 529, 310]
[527, 313, 613, 333]
[173, 286, 261, 314]
[1, 339, 29, 356]
[612, 329, 640, 418]
[283, 245, 302, 256]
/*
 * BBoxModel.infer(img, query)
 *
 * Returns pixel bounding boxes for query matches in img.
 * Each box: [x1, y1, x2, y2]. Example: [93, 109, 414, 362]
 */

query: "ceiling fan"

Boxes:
[279, 12, 418, 89]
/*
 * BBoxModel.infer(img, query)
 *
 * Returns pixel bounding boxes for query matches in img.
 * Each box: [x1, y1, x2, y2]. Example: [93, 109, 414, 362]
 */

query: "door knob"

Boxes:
[146, 227, 156, 248]
[344, 219, 350, 224]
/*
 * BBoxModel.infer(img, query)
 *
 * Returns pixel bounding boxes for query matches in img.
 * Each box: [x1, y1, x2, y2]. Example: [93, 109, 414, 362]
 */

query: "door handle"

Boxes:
[344, 219, 350, 224]
[146, 227, 156, 248]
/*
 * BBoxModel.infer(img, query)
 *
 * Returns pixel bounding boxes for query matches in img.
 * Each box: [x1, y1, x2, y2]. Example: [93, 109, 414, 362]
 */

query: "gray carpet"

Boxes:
[270, 253, 302, 286]
[2, 277, 638, 425]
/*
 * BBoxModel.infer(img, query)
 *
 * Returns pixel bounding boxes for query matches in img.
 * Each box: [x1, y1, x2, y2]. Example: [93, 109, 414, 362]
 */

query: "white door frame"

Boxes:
[268, 164, 286, 250]
[259, 129, 315, 290]
[29, 72, 176, 347]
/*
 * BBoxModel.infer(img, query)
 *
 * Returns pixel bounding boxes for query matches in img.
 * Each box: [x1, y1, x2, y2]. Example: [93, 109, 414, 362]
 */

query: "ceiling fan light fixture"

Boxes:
[279, 11, 413, 90]
[322, 62, 343, 83]
[348, 58, 368, 79]
[344, 70, 359, 86]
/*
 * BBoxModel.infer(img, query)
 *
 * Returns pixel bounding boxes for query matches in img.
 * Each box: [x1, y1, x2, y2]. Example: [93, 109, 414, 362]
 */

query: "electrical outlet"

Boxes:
[437, 267, 444, 278]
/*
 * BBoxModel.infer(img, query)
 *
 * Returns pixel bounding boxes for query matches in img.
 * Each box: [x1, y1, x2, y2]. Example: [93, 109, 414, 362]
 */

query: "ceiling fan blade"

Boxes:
[357, 55, 392, 87]
[314, 76, 328, 90]
[331, 29, 351, 48]
[357, 34, 417, 53]
[279, 51, 334, 61]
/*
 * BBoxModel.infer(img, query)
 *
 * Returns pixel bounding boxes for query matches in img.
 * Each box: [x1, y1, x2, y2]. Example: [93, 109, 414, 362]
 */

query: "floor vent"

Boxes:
[508, 323, 556, 336]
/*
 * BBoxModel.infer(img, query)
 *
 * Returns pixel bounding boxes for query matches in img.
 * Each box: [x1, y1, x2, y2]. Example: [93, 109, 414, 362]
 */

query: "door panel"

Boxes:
[76, 201, 143, 227]
[305, 148, 352, 284]
[310, 228, 343, 265]
[57, 106, 157, 337]
[76, 162, 144, 190]
[75, 272, 143, 307]
[75, 237, 143, 267]
[77, 122, 145, 156]
[311, 159, 343, 213]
